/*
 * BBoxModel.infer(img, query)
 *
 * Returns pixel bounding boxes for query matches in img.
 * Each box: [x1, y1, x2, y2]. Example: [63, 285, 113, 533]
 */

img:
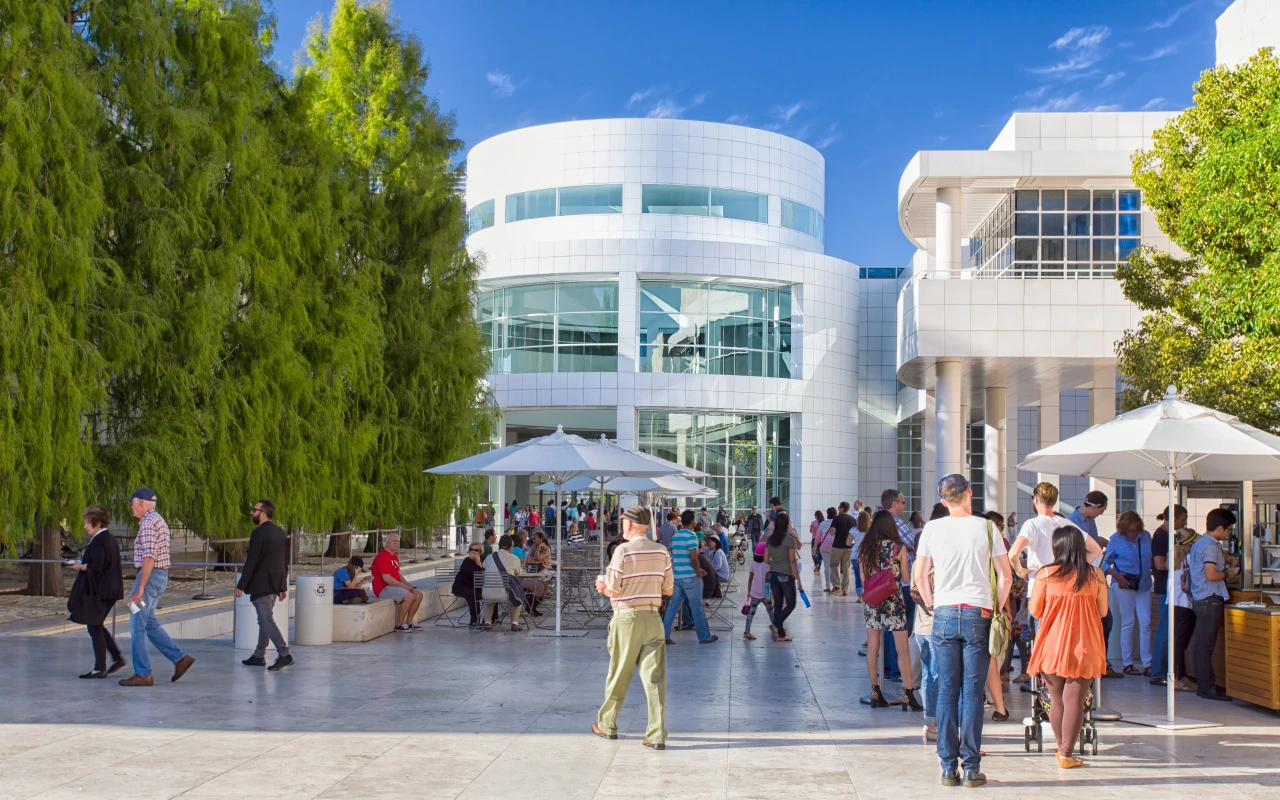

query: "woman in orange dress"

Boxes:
[1027, 526, 1109, 769]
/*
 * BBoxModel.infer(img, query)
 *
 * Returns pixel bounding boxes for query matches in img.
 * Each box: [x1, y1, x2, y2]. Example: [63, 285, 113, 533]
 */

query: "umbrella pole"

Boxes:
[599, 476, 606, 574]
[1167, 471, 1177, 724]
[556, 481, 563, 635]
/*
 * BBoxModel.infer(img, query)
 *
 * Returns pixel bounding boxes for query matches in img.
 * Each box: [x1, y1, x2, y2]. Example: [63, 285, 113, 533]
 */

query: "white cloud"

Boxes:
[1024, 91, 1082, 112]
[725, 113, 749, 125]
[1142, 97, 1167, 110]
[1135, 44, 1179, 61]
[486, 70, 520, 99]
[646, 98, 684, 119]
[774, 102, 804, 123]
[691, 92, 708, 107]
[627, 86, 659, 108]
[1147, 2, 1196, 30]
[815, 123, 841, 149]
[1099, 71, 1125, 88]
[1088, 103, 1124, 111]
[1035, 25, 1111, 75]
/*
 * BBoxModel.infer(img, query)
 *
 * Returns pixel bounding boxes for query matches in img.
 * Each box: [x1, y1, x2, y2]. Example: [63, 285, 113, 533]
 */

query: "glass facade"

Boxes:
[639, 411, 790, 514]
[969, 188, 1142, 279]
[467, 199, 495, 235]
[710, 188, 767, 222]
[967, 422, 985, 515]
[505, 188, 557, 223]
[642, 184, 710, 216]
[781, 199, 824, 242]
[476, 281, 618, 373]
[556, 184, 623, 216]
[897, 419, 922, 515]
[638, 282, 792, 377]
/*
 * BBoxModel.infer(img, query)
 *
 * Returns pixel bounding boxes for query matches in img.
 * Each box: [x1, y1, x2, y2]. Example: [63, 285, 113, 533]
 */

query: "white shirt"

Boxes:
[917, 515, 1007, 610]
[1015, 514, 1064, 595]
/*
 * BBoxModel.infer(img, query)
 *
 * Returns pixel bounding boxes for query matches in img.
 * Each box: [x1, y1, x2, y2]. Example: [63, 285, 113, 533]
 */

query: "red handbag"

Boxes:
[861, 543, 899, 607]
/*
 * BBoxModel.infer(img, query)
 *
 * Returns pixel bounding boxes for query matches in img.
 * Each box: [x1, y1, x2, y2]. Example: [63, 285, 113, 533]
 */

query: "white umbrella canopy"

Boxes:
[594, 435, 711, 478]
[1018, 386, 1280, 727]
[534, 474, 717, 497]
[426, 425, 683, 635]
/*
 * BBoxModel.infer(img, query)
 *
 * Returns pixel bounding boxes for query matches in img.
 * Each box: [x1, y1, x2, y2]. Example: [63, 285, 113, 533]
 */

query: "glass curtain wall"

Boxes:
[467, 199, 495, 235]
[969, 188, 1142, 279]
[638, 282, 792, 377]
[781, 199, 824, 242]
[477, 281, 618, 373]
[897, 419, 922, 514]
[639, 411, 790, 514]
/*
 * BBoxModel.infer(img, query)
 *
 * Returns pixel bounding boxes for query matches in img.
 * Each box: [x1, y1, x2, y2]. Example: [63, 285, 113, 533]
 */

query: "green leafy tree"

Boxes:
[1119, 49, 1280, 432]
[0, 0, 105, 594]
[300, 0, 491, 540]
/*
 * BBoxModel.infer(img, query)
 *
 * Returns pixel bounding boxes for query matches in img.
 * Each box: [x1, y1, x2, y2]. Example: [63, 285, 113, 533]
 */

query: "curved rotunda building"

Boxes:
[464, 119, 860, 517]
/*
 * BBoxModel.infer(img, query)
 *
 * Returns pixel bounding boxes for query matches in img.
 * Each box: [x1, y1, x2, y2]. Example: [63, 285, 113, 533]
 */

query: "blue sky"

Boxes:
[270, 0, 1227, 267]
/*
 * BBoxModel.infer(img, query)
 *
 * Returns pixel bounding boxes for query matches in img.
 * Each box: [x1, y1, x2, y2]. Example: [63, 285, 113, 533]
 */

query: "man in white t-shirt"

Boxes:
[1007, 482, 1103, 599]
[916, 473, 1011, 790]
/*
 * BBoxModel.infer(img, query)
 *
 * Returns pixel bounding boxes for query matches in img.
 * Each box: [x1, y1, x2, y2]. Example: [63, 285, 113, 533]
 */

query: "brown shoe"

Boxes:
[642, 738, 666, 750]
[171, 655, 195, 683]
[118, 674, 154, 687]
[591, 722, 617, 740]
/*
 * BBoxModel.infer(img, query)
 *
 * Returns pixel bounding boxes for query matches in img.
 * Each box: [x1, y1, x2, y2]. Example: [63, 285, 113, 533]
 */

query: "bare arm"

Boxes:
[1007, 536, 1029, 578]
[1094, 568, 1109, 617]
[1028, 569, 1048, 619]
[1084, 534, 1103, 564]
[994, 553, 1012, 609]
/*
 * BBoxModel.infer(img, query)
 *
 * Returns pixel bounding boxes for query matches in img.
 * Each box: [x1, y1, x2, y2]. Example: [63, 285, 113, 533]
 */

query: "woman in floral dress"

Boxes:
[859, 510, 919, 710]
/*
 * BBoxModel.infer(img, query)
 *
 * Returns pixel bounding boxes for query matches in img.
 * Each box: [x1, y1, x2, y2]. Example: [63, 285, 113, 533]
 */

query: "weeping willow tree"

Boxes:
[0, 0, 105, 595]
[300, 0, 491, 548]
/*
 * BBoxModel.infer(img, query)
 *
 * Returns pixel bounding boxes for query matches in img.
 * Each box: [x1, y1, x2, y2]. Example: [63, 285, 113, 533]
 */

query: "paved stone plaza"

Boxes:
[3, 586, 1279, 800]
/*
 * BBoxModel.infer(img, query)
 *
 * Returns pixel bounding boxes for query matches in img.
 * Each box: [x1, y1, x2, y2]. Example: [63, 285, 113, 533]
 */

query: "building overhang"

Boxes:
[897, 150, 1139, 249]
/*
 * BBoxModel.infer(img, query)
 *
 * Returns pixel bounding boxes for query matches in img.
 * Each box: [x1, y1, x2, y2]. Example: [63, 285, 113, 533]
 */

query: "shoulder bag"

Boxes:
[488, 551, 526, 608]
[861, 543, 899, 607]
[987, 520, 1011, 657]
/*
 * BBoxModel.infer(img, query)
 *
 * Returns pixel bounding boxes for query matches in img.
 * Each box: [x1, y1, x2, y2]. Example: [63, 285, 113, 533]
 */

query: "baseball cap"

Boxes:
[129, 487, 158, 502]
[754, 542, 767, 557]
[937, 473, 970, 501]
[621, 506, 652, 526]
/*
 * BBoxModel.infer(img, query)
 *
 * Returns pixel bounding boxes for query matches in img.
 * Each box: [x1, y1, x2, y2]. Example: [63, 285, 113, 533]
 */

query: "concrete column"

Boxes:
[935, 187, 962, 279]
[1037, 392, 1061, 498]
[1089, 365, 1118, 536]
[615, 405, 637, 451]
[492, 413, 507, 540]
[935, 360, 964, 482]
[984, 387, 1007, 515]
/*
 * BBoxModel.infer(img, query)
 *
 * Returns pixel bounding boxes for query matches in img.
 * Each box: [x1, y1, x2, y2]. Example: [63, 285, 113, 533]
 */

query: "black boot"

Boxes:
[869, 685, 890, 708]
[903, 687, 923, 712]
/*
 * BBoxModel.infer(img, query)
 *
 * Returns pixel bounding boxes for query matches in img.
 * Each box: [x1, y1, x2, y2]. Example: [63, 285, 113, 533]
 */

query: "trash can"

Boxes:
[233, 574, 290, 651]
[294, 575, 334, 646]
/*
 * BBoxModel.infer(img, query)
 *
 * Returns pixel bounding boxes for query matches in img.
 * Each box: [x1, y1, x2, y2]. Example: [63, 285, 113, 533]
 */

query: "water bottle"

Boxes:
[799, 589, 811, 608]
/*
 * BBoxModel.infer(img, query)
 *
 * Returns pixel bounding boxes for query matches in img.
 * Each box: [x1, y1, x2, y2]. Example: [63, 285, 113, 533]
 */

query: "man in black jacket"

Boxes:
[236, 500, 293, 671]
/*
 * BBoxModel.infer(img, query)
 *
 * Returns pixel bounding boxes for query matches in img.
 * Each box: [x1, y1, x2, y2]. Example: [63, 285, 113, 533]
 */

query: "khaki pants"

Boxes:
[597, 610, 667, 744]
[828, 547, 853, 593]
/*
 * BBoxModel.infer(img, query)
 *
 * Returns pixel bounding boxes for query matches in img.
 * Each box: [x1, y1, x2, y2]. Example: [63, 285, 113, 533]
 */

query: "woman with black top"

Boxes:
[1149, 504, 1188, 686]
[66, 505, 125, 678]
[451, 543, 488, 628]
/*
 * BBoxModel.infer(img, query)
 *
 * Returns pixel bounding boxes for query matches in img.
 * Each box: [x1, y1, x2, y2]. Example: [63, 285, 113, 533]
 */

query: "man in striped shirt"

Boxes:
[592, 506, 674, 750]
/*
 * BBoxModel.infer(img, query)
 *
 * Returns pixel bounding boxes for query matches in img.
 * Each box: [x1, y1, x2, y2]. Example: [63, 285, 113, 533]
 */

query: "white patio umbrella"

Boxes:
[426, 426, 682, 635]
[1019, 385, 1280, 728]
[536, 473, 718, 542]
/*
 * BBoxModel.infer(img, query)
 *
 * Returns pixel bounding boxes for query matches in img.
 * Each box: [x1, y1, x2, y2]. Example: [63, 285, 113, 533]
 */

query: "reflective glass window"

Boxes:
[1093, 214, 1117, 237]
[1119, 190, 1141, 211]
[1092, 190, 1117, 211]
[642, 184, 710, 215]
[1067, 190, 1092, 211]
[476, 281, 618, 374]
[639, 282, 792, 378]
[467, 199, 495, 235]
[1041, 190, 1066, 211]
[710, 188, 768, 222]
[505, 188, 557, 222]
[1041, 238, 1065, 262]
[1067, 213, 1090, 236]
[1119, 213, 1141, 236]
[1092, 238, 1117, 261]
[1015, 213, 1039, 236]
[780, 199, 824, 242]
[1119, 238, 1141, 260]
[1041, 213, 1065, 236]
[558, 184, 622, 216]
[1015, 190, 1040, 211]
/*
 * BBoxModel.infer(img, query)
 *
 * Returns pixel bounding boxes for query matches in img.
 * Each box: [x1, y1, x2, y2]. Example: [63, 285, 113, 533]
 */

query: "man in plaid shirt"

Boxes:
[118, 488, 195, 686]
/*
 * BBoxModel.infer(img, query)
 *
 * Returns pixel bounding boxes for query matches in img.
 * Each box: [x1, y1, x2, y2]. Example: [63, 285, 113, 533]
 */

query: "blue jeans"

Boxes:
[916, 633, 937, 723]
[129, 570, 186, 677]
[932, 606, 991, 774]
[663, 576, 711, 642]
[1150, 595, 1170, 678]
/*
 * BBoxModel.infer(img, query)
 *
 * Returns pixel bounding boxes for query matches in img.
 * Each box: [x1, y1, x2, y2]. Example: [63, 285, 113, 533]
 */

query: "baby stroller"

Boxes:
[1023, 674, 1098, 755]
[732, 530, 748, 565]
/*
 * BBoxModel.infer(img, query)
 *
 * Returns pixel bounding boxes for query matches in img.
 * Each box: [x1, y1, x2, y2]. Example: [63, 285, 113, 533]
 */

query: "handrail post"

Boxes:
[192, 536, 214, 600]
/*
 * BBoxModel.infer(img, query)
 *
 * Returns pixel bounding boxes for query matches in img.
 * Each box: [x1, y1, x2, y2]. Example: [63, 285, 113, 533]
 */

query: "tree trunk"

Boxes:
[212, 540, 244, 571]
[25, 523, 67, 597]
[323, 519, 352, 559]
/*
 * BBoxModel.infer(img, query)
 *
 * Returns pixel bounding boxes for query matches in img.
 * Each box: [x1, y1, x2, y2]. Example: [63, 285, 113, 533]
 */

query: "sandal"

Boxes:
[743, 632, 756, 640]
[1123, 665, 1142, 676]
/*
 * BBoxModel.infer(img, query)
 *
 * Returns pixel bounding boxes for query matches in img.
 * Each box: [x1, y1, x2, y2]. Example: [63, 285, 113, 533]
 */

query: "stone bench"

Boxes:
[331, 575, 445, 642]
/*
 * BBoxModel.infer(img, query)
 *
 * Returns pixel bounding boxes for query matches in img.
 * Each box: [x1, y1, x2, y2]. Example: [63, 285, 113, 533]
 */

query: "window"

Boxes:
[467, 199, 495, 235]
[1116, 480, 1137, 514]
[557, 184, 622, 216]
[639, 411, 789, 514]
[781, 199, 824, 242]
[642, 184, 710, 215]
[859, 267, 905, 279]
[970, 188, 1143, 279]
[968, 422, 985, 515]
[710, 188, 767, 223]
[897, 419, 922, 514]
[639, 282, 792, 378]
[505, 188, 557, 223]
[476, 281, 618, 374]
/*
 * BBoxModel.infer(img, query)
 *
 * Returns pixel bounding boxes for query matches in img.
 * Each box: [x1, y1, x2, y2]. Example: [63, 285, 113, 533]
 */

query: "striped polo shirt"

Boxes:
[603, 536, 674, 613]
[669, 528, 700, 579]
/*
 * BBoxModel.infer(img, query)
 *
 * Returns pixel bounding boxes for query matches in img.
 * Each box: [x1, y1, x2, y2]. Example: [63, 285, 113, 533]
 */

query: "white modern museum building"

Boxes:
[463, 0, 1280, 544]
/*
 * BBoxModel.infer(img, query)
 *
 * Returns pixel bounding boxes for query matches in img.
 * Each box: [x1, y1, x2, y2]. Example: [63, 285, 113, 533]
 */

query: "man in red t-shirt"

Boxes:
[372, 533, 424, 632]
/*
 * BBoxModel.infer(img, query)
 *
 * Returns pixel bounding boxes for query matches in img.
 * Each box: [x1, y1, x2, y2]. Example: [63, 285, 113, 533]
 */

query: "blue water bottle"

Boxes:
[799, 589, 811, 608]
